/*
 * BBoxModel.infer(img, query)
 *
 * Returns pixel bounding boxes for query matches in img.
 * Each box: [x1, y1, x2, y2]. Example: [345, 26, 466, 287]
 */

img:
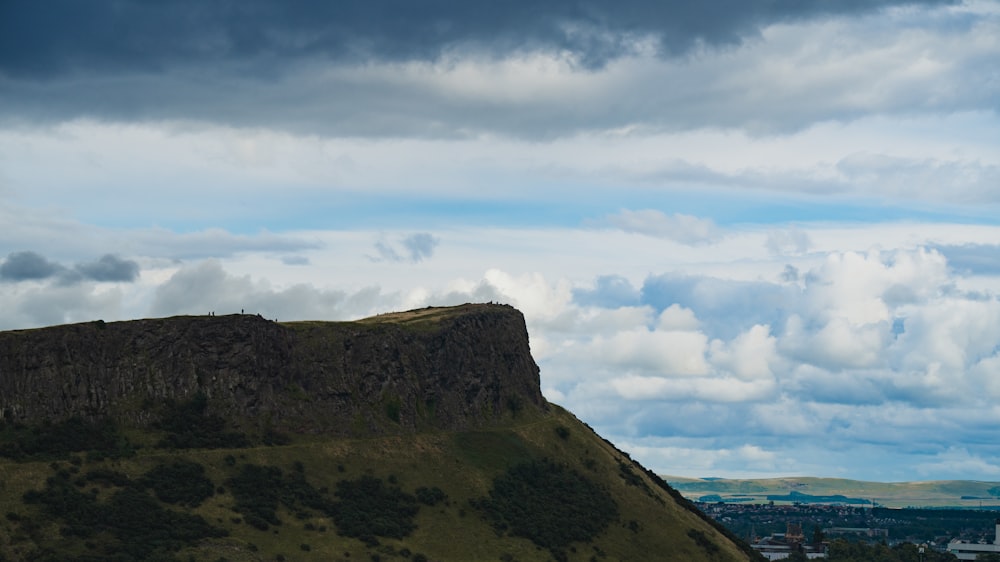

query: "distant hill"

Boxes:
[0, 305, 762, 561]
[666, 475, 1000, 508]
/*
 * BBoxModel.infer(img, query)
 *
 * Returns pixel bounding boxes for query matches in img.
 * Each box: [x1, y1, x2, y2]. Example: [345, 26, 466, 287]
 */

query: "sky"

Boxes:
[2, 0, 1000, 482]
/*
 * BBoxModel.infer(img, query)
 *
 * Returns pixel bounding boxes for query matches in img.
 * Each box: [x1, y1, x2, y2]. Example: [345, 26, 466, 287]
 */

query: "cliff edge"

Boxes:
[0, 303, 546, 435]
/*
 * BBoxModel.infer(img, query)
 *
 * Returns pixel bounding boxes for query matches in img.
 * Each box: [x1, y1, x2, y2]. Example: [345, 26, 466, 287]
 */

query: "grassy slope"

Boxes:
[0, 405, 756, 562]
[666, 475, 1000, 508]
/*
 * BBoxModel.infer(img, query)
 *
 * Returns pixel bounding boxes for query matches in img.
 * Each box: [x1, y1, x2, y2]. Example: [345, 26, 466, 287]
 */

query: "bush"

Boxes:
[0, 416, 135, 461]
[22, 470, 226, 559]
[140, 460, 215, 507]
[82, 468, 131, 487]
[686, 529, 719, 554]
[385, 398, 401, 423]
[330, 476, 419, 539]
[227, 462, 336, 531]
[227, 464, 285, 527]
[474, 459, 618, 552]
[415, 486, 447, 506]
[155, 392, 249, 450]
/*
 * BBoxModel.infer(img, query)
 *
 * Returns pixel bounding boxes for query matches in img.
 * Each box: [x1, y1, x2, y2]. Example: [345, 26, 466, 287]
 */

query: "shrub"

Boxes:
[415, 486, 447, 506]
[330, 476, 419, 539]
[227, 462, 335, 531]
[82, 468, 131, 487]
[139, 460, 215, 507]
[22, 470, 225, 559]
[155, 392, 249, 450]
[686, 529, 719, 554]
[0, 416, 134, 461]
[474, 459, 618, 552]
[385, 398, 401, 423]
[227, 464, 285, 527]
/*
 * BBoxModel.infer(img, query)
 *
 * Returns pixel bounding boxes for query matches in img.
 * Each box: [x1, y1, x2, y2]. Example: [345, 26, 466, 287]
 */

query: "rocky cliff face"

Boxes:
[0, 304, 546, 434]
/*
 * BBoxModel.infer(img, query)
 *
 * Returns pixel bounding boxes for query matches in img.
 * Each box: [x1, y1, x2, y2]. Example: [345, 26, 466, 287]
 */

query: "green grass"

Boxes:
[1, 407, 756, 562]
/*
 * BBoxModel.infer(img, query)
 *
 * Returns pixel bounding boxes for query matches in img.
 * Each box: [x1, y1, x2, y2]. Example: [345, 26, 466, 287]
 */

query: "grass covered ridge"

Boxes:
[0, 405, 756, 562]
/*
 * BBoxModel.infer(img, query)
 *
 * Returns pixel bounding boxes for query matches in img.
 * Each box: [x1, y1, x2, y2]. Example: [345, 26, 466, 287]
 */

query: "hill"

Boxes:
[666, 475, 1000, 508]
[0, 304, 761, 561]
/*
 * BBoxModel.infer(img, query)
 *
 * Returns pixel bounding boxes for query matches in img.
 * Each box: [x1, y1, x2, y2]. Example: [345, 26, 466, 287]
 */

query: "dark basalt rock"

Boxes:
[0, 303, 546, 435]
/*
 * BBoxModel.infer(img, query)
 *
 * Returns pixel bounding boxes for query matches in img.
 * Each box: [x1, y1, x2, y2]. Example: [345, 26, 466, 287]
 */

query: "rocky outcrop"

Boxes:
[0, 304, 546, 435]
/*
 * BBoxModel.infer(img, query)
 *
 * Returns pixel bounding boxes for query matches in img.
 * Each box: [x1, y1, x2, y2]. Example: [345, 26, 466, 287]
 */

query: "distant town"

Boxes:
[696, 500, 1000, 560]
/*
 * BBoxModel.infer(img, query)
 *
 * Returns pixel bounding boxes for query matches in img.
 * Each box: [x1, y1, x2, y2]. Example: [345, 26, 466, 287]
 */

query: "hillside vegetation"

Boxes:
[0, 403, 759, 561]
[0, 306, 761, 561]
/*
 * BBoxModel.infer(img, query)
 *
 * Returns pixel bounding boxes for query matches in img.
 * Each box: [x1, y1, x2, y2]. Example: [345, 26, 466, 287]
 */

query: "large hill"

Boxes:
[0, 304, 761, 561]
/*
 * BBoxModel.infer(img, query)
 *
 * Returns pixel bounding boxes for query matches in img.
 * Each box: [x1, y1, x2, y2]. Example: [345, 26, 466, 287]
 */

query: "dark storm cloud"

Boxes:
[0, 251, 139, 283]
[0, 0, 974, 138]
[0, 251, 64, 281]
[74, 254, 140, 282]
[0, 0, 954, 78]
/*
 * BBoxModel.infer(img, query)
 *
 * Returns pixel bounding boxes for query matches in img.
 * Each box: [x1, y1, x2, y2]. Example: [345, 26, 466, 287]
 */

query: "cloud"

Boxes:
[639, 274, 793, 340]
[74, 254, 139, 282]
[0, 279, 129, 329]
[0, 251, 139, 284]
[709, 324, 778, 381]
[0, 251, 64, 281]
[150, 260, 391, 320]
[781, 314, 890, 371]
[891, 298, 1000, 374]
[400, 233, 439, 262]
[766, 229, 811, 257]
[611, 374, 776, 403]
[1, 1, 984, 138]
[933, 243, 1000, 274]
[281, 255, 311, 266]
[129, 228, 321, 260]
[0, 0, 950, 78]
[0, 203, 321, 261]
[915, 447, 1000, 479]
[572, 275, 640, 308]
[780, 265, 800, 282]
[537, 244, 1000, 474]
[599, 209, 723, 245]
[836, 153, 1000, 204]
[656, 304, 700, 331]
[368, 233, 440, 263]
[591, 328, 711, 377]
[617, 438, 782, 478]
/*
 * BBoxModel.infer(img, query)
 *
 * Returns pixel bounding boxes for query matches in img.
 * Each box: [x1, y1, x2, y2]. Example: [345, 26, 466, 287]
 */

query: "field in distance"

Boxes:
[665, 476, 1000, 508]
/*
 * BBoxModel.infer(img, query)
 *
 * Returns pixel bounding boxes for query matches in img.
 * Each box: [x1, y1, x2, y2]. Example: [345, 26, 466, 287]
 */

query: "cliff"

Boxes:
[0, 303, 763, 562]
[0, 303, 546, 435]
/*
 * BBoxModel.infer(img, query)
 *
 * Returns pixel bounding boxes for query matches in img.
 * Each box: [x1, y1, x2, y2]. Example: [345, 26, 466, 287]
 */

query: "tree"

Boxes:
[812, 524, 825, 545]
